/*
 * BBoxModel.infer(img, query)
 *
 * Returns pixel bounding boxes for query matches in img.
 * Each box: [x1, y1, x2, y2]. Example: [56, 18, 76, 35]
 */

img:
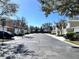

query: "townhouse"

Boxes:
[52, 18, 79, 35]
[67, 19, 79, 33]
[0, 17, 27, 34]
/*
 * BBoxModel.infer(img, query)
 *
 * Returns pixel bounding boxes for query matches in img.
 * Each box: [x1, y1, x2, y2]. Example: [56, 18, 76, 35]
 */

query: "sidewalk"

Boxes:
[46, 34, 79, 48]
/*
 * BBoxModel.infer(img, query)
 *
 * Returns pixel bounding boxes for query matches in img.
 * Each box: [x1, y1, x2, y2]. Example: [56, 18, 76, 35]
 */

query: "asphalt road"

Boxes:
[24, 33, 79, 59]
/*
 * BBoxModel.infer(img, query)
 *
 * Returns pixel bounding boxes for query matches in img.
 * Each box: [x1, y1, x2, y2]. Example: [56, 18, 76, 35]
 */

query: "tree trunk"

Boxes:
[60, 29, 62, 35]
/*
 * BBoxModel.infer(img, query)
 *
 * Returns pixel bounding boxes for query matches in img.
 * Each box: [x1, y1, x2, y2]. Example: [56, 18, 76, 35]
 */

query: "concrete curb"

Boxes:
[46, 34, 79, 48]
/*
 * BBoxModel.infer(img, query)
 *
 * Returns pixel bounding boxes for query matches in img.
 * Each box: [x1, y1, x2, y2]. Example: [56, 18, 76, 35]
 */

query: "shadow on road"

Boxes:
[24, 36, 35, 39]
[0, 43, 35, 59]
[72, 46, 79, 49]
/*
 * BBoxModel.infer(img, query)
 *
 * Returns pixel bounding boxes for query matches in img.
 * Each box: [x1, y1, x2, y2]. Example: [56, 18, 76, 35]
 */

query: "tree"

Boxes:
[56, 20, 67, 35]
[34, 26, 40, 33]
[40, 27, 43, 33]
[42, 23, 52, 33]
[30, 26, 36, 33]
[39, 0, 79, 17]
[21, 17, 27, 34]
[0, 0, 18, 16]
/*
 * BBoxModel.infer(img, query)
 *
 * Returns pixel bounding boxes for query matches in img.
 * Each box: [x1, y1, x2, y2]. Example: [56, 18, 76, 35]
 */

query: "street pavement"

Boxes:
[23, 33, 79, 59]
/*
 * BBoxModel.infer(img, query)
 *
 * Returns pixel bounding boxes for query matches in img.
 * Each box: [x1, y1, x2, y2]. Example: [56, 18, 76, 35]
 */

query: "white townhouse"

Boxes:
[52, 19, 79, 35]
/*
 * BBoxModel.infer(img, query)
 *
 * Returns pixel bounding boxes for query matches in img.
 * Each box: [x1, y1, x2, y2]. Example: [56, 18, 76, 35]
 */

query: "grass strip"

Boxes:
[65, 39, 79, 45]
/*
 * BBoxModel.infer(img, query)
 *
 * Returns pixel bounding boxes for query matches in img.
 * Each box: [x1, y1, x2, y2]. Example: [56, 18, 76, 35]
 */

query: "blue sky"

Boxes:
[12, 0, 67, 27]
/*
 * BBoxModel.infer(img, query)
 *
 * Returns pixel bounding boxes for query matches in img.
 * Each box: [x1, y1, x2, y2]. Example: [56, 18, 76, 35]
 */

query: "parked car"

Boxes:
[0, 31, 14, 39]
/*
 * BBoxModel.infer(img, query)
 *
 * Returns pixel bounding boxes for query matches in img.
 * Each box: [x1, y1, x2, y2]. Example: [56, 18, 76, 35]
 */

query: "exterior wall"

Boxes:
[0, 17, 13, 33]
[13, 20, 23, 34]
[66, 20, 79, 33]
[15, 20, 22, 28]
[69, 20, 79, 27]
[52, 20, 79, 35]
[0, 25, 7, 31]
[6, 20, 14, 32]
[24, 30, 28, 33]
[63, 23, 70, 34]
[0, 17, 25, 34]
[6, 20, 13, 28]
[14, 28, 21, 34]
[73, 27, 79, 32]
[51, 26, 58, 35]
[62, 29, 67, 34]
[52, 26, 67, 35]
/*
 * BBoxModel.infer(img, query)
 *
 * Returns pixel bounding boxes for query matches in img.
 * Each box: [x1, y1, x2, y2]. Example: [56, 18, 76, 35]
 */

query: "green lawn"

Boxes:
[65, 39, 79, 45]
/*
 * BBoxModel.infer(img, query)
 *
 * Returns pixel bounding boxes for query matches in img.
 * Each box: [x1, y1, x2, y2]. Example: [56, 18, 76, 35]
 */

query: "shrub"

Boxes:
[66, 32, 76, 41]
[51, 33, 56, 35]
[75, 33, 79, 41]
